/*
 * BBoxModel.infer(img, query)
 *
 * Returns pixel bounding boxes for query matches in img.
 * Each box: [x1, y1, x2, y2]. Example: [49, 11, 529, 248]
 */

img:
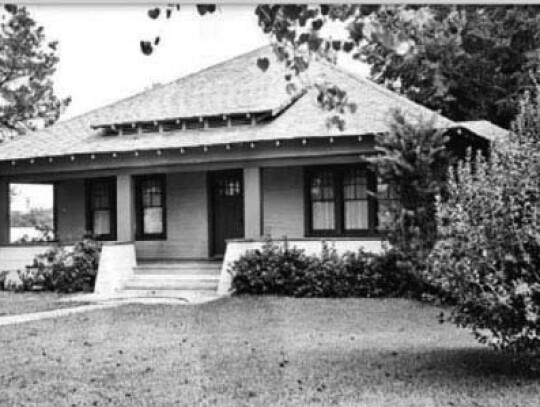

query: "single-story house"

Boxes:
[0, 46, 506, 298]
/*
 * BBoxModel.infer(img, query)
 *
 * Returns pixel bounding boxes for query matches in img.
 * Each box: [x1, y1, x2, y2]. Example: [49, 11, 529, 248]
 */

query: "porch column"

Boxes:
[0, 179, 9, 244]
[243, 167, 262, 239]
[116, 175, 135, 242]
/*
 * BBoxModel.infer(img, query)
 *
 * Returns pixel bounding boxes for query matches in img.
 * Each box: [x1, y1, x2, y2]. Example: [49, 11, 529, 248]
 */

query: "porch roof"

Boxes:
[0, 45, 499, 163]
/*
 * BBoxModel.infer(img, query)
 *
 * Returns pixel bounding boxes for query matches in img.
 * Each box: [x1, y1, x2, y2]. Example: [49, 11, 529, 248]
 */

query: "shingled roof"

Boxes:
[0, 45, 491, 162]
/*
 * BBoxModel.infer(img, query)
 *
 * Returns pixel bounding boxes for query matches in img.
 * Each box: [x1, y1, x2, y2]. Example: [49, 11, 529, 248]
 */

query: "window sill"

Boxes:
[305, 231, 381, 239]
[135, 235, 167, 241]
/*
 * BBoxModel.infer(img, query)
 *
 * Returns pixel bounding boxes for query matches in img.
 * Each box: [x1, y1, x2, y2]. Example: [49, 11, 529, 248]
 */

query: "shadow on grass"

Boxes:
[366, 346, 540, 383]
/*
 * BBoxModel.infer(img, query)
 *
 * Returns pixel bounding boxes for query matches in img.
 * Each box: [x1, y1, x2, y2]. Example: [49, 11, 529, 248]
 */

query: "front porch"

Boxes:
[0, 138, 386, 297]
[0, 168, 384, 297]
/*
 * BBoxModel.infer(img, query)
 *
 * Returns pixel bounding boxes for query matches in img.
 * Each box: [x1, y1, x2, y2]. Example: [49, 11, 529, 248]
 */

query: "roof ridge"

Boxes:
[57, 44, 273, 127]
[320, 59, 454, 124]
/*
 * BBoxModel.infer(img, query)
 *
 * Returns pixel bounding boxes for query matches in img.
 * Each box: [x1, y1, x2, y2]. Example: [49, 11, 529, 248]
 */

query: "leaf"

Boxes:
[285, 83, 297, 94]
[312, 19, 323, 31]
[256, 57, 270, 72]
[154, 36, 160, 46]
[140, 41, 153, 56]
[147, 8, 161, 19]
[343, 42, 354, 53]
[298, 33, 310, 44]
[196, 4, 216, 16]
[3, 4, 17, 14]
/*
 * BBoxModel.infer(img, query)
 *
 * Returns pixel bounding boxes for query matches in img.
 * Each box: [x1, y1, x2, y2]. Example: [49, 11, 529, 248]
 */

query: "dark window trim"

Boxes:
[134, 174, 167, 241]
[304, 165, 379, 238]
[85, 177, 117, 241]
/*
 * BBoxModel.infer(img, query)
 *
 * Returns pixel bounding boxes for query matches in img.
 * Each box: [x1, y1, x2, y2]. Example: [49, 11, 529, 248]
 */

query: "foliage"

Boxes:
[253, 5, 540, 129]
[426, 94, 540, 354]
[22, 237, 101, 293]
[11, 208, 53, 228]
[14, 223, 55, 243]
[230, 239, 429, 299]
[368, 108, 453, 257]
[12, 207, 55, 243]
[359, 5, 540, 129]
[0, 4, 69, 136]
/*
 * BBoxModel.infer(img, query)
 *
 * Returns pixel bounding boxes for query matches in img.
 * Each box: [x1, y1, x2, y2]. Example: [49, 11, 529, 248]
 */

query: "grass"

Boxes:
[0, 297, 538, 406]
[0, 291, 89, 316]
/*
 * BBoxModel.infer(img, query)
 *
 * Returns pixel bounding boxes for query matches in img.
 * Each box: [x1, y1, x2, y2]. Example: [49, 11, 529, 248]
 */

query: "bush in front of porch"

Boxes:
[230, 240, 432, 299]
[2, 236, 101, 293]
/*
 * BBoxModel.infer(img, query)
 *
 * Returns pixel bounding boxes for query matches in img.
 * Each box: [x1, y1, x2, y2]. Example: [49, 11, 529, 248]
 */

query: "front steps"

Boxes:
[122, 260, 223, 297]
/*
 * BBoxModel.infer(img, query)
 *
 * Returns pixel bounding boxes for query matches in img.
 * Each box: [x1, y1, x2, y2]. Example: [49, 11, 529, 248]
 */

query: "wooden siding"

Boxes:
[55, 179, 86, 242]
[135, 171, 209, 259]
[262, 167, 305, 238]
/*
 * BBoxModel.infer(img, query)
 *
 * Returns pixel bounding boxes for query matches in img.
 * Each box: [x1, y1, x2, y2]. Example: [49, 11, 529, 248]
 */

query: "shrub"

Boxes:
[23, 237, 102, 293]
[426, 120, 540, 353]
[367, 108, 453, 258]
[230, 240, 429, 298]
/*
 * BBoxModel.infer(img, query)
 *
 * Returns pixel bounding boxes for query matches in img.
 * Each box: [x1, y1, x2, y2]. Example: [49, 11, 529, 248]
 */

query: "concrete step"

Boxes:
[112, 289, 222, 302]
[133, 261, 222, 276]
[134, 265, 221, 276]
[123, 275, 219, 291]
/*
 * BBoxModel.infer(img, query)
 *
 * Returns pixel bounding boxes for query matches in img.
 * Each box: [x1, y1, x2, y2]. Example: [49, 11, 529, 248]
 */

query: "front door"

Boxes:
[210, 170, 244, 256]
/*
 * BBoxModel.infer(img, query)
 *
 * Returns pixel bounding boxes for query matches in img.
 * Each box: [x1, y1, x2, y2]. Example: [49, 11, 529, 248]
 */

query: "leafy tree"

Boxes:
[0, 4, 69, 137]
[359, 5, 540, 129]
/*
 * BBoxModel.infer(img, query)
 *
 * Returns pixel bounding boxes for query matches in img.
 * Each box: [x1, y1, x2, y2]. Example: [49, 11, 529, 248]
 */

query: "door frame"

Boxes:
[207, 169, 244, 258]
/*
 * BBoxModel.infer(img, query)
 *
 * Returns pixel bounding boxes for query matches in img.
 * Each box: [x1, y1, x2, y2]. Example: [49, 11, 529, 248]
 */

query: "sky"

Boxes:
[30, 4, 271, 120]
[10, 4, 368, 212]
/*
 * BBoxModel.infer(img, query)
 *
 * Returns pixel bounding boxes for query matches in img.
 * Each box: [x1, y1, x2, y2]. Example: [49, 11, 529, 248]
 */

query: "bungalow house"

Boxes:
[0, 46, 505, 298]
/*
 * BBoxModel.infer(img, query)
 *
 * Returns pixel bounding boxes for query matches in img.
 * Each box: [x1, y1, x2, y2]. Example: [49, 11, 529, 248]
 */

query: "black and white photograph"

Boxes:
[0, 2, 539, 405]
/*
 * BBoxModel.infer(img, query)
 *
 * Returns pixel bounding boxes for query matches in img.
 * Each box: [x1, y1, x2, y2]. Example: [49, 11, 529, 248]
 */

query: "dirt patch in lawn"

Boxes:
[0, 297, 538, 406]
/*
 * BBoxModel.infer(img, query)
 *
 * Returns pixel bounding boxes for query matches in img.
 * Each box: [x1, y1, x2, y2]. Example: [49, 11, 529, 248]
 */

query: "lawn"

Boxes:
[0, 291, 89, 316]
[0, 297, 537, 406]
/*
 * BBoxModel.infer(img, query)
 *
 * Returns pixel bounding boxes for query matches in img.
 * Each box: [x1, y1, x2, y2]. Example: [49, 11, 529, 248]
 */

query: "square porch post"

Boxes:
[243, 167, 262, 240]
[116, 175, 135, 242]
[0, 179, 9, 244]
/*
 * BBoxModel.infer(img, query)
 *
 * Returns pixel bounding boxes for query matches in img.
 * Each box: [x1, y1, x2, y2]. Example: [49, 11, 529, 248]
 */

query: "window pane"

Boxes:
[93, 210, 111, 236]
[312, 202, 335, 230]
[91, 183, 110, 209]
[310, 169, 336, 231]
[343, 168, 369, 230]
[344, 183, 367, 200]
[142, 181, 162, 207]
[345, 201, 369, 230]
[144, 207, 163, 234]
[219, 179, 241, 197]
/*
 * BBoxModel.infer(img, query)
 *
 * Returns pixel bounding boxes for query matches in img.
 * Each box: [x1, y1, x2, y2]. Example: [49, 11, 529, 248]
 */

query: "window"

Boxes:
[86, 178, 116, 240]
[306, 166, 376, 236]
[135, 175, 166, 240]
